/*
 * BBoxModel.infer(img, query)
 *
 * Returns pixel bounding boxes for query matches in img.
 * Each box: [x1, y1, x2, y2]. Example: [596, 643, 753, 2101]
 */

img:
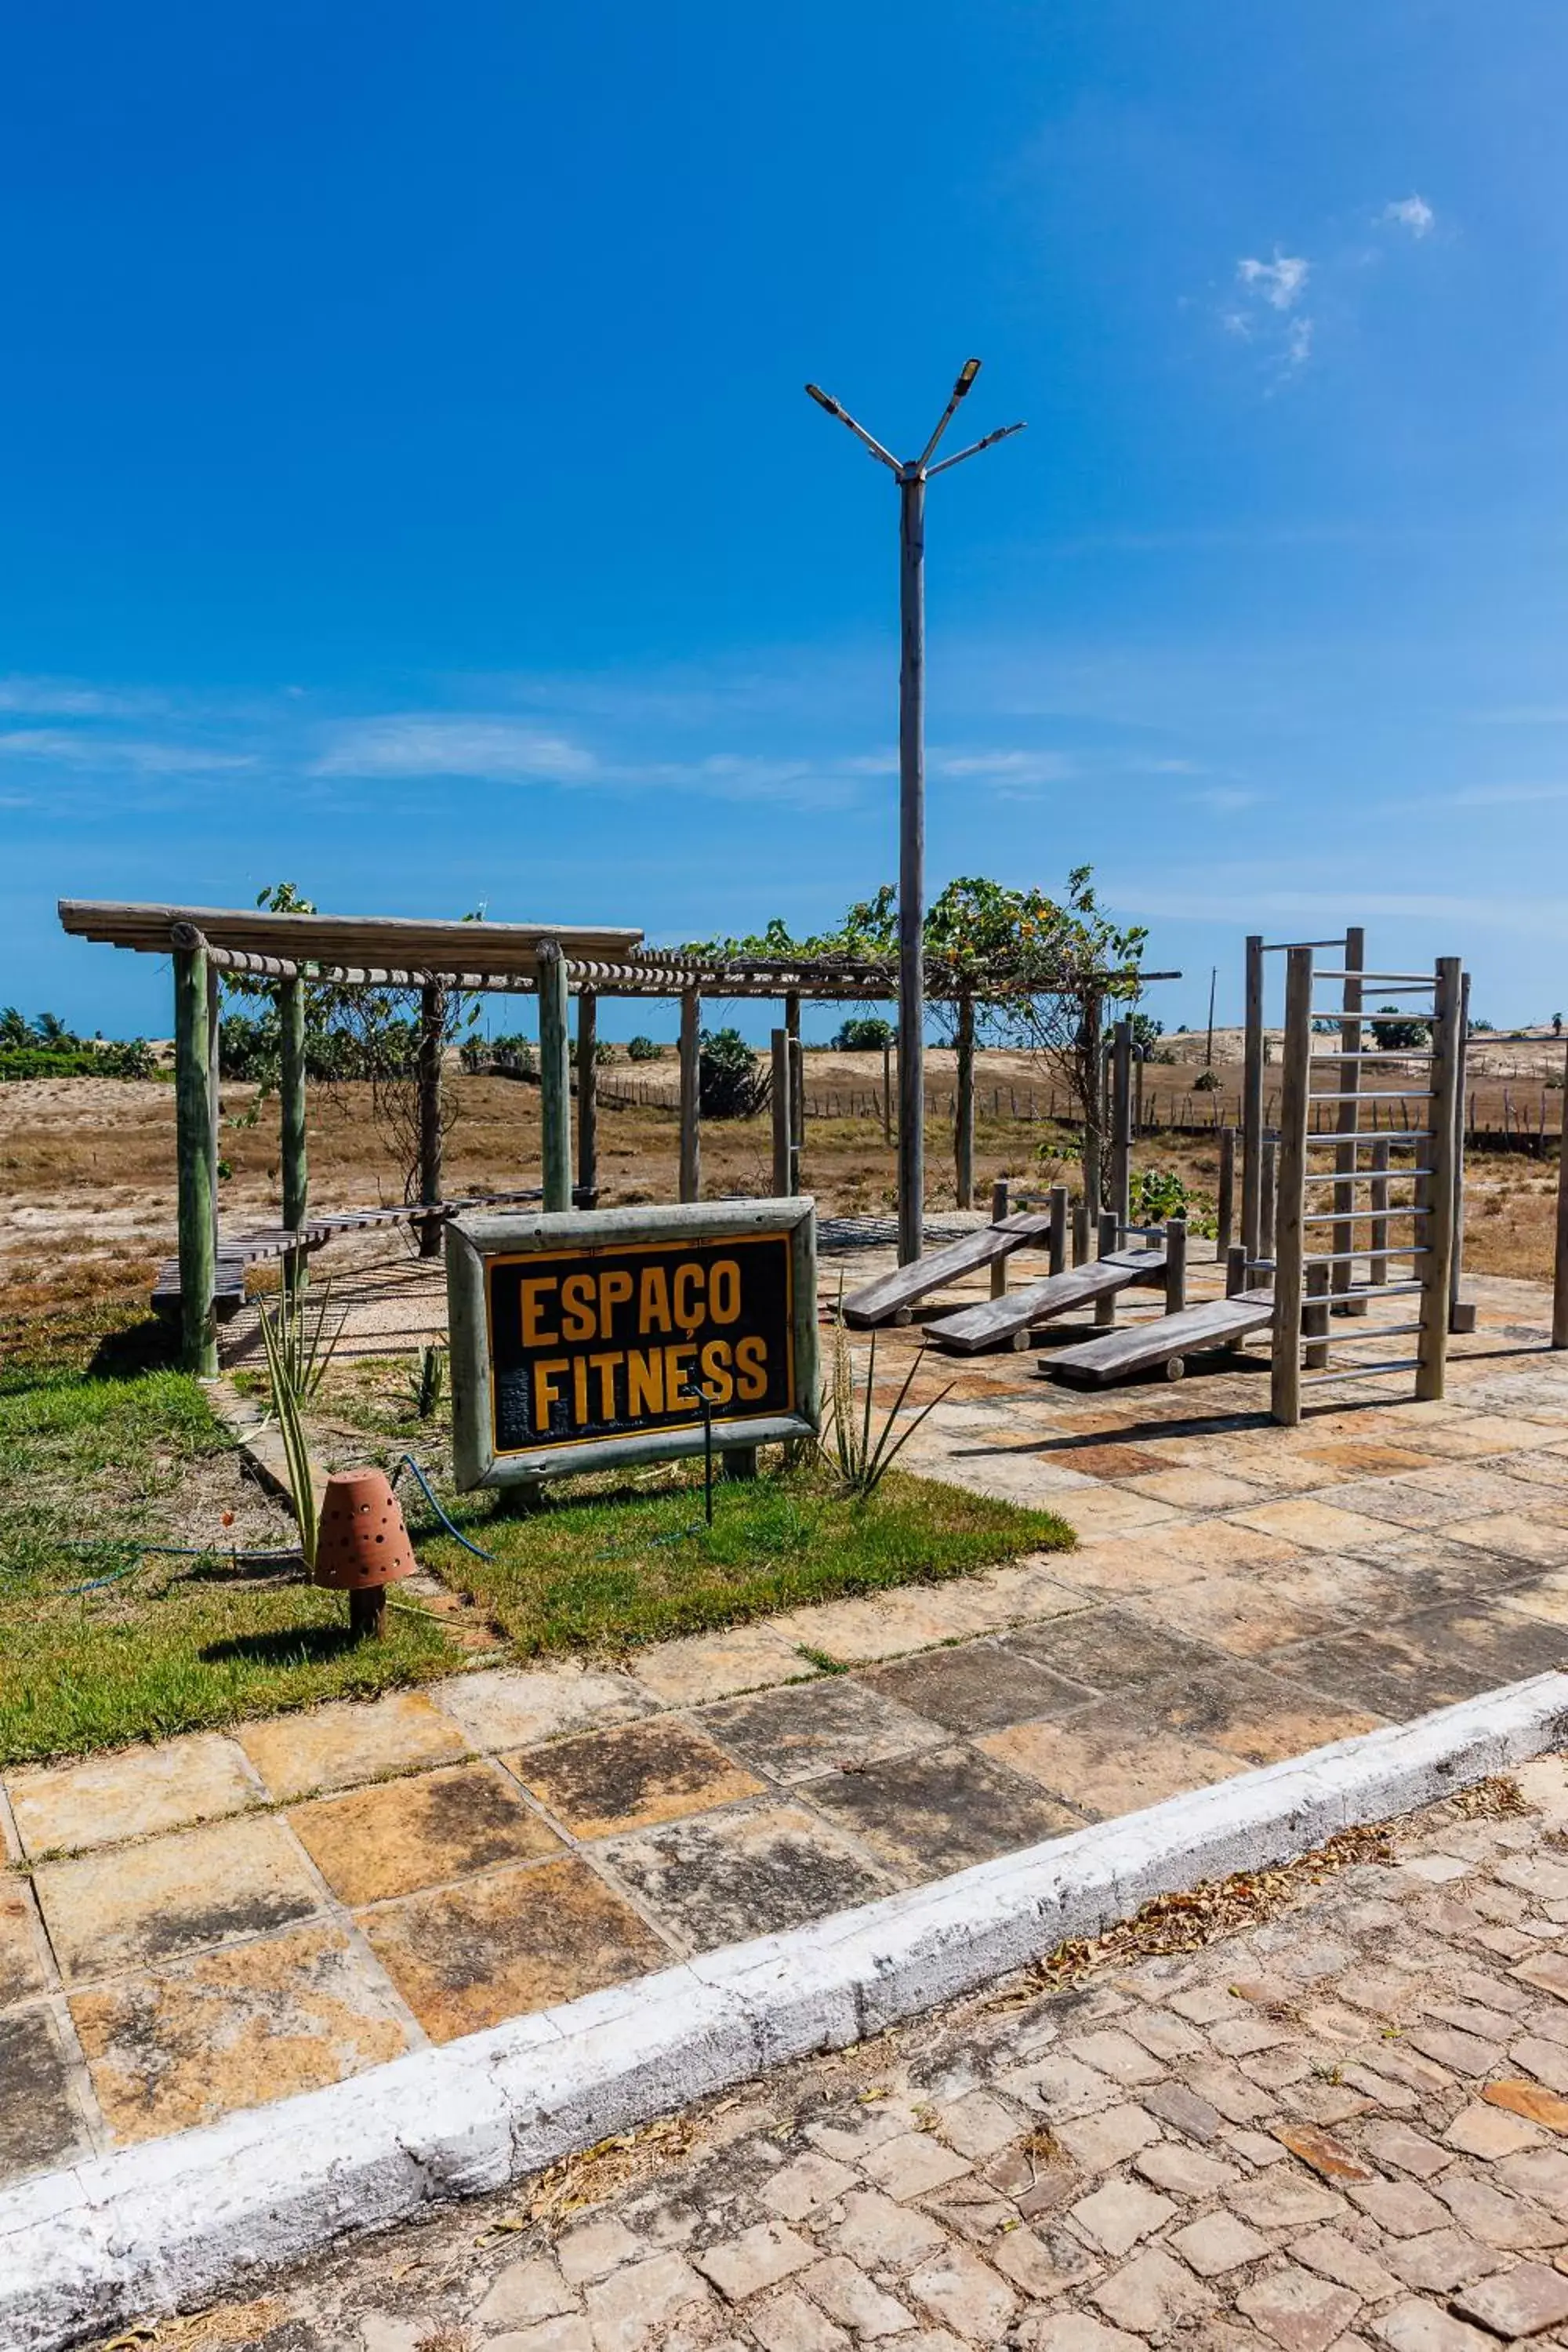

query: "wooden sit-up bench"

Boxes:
[1044, 1287, 1275, 1388]
[839, 1211, 1059, 1327]
[927, 1245, 1169, 1354]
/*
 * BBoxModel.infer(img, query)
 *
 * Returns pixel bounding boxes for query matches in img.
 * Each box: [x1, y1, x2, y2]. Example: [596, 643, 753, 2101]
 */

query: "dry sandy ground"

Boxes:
[0, 1057, 1558, 1341]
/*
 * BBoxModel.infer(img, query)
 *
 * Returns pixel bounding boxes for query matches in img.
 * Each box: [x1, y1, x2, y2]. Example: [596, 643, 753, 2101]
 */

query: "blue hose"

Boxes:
[396, 1455, 495, 1561]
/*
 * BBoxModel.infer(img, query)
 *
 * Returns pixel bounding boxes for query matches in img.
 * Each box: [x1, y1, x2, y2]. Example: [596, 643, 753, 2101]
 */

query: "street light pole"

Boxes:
[806, 361, 1025, 1265]
[898, 467, 926, 1270]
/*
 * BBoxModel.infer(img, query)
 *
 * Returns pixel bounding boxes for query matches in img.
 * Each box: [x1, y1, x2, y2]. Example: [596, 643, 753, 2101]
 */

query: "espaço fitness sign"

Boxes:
[446, 1198, 818, 1488]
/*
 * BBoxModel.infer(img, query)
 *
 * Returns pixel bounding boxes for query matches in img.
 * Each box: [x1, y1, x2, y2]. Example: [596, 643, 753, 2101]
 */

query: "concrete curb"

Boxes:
[7, 1673, 1568, 2352]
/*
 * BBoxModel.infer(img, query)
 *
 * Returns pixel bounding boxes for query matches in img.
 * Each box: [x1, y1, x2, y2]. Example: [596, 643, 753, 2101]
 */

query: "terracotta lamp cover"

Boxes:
[313, 1469, 418, 1592]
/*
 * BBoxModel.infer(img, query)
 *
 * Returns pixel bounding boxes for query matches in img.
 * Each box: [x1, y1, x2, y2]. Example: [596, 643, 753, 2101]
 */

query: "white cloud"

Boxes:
[0, 675, 168, 717]
[932, 749, 1071, 787]
[1285, 317, 1313, 368]
[1186, 786, 1264, 813]
[1383, 194, 1435, 238]
[1237, 252, 1310, 310]
[0, 728, 253, 772]
[314, 717, 597, 782]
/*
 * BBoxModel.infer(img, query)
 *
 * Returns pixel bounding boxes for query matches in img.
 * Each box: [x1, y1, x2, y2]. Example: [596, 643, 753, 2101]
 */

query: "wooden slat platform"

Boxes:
[1042, 1290, 1276, 1388]
[926, 1247, 1167, 1354]
[840, 1214, 1058, 1327]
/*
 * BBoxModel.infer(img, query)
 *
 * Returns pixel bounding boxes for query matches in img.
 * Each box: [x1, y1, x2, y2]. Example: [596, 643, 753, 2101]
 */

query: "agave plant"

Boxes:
[256, 1279, 345, 1568]
[818, 1279, 952, 1503]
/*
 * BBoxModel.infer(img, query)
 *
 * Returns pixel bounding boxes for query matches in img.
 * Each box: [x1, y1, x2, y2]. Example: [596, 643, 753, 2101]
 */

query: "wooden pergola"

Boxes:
[60, 898, 1174, 1374]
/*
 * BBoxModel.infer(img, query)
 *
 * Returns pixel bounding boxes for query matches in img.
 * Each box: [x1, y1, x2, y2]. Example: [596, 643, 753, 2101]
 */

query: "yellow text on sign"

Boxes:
[518, 1258, 744, 1348]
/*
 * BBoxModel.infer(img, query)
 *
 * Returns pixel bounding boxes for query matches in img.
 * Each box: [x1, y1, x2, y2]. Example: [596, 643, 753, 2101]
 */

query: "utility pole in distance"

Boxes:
[806, 361, 1025, 1265]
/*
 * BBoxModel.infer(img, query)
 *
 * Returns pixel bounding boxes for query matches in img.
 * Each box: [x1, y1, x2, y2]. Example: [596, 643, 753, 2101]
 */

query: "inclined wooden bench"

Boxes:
[1043, 1287, 1276, 1388]
[840, 1212, 1059, 1327]
[927, 1245, 1169, 1354]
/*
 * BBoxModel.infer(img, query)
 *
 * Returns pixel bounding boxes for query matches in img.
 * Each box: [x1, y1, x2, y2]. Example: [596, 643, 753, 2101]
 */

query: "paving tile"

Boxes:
[1385, 1410, 1568, 1458]
[69, 1922, 410, 2145]
[806, 1741, 1080, 1878]
[432, 1666, 652, 1752]
[359, 1856, 669, 2040]
[1138, 1573, 1348, 1660]
[626, 1626, 812, 1707]
[1294, 1441, 1434, 1475]
[858, 1638, 1090, 1733]
[509, 1718, 763, 1839]
[1453, 2259, 1568, 2338]
[600, 1802, 891, 1947]
[1134, 1663, 1383, 1767]
[1008, 1606, 1221, 1690]
[1031, 1486, 1185, 1540]
[236, 1690, 468, 1801]
[0, 2005, 91, 2187]
[5, 1731, 259, 1860]
[1054, 1520, 1301, 1595]
[1268, 1625, 1497, 1722]
[35, 1812, 324, 1984]
[1443, 1512, 1568, 1567]
[289, 1759, 564, 1905]
[0, 1878, 49, 2005]
[978, 1704, 1241, 1820]
[1118, 1468, 1263, 1510]
[1234, 2261, 1360, 2350]
[1034, 1441, 1171, 1480]
[1225, 1494, 1407, 1552]
[697, 1679, 944, 1786]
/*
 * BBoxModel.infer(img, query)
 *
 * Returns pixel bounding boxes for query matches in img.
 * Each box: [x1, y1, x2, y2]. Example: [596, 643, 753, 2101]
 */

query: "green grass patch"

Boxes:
[421, 1461, 1073, 1657]
[0, 1350, 458, 1766]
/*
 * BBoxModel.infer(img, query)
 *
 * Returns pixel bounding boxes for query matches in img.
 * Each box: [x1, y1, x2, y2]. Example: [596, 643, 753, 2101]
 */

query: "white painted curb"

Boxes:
[6, 1673, 1566, 2352]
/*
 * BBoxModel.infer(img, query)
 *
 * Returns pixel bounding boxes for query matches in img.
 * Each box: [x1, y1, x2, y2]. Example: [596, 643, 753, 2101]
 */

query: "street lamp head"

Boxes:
[804, 383, 840, 415]
[955, 358, 982, 395]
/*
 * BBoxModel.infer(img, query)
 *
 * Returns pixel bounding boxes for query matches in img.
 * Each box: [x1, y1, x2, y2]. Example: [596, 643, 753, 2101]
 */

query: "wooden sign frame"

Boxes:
[447, 1197, 818, 1490]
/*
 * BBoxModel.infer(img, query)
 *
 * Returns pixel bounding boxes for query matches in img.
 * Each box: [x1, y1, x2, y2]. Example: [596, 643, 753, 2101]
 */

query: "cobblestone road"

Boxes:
[139, 1748, 1568, 2352]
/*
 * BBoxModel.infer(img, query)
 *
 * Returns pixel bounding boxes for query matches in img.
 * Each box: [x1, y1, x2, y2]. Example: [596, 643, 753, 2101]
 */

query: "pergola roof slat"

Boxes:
[58, 899, 644, 978]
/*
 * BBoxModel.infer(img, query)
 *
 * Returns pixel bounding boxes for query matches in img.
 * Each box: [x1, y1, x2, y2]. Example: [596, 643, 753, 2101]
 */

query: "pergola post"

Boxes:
[173, 942, 217, 1376]
[576, 985, 599, 1207]
[786, 989, 804, 1185]
[416, 981, 445, 1257]
[771, 1028, 792, 1195]
[538, 942, 573, 1212]
[1080, 989, 1104, 1220]
[678, 986, 702, 1203]
[954, 988, 975, 1210]
[206, 962, 222, 1258]
[279, 974, 308, 1291]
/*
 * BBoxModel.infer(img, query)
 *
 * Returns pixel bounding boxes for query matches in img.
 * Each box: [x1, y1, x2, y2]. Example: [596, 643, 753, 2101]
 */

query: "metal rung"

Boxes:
[1319, 1320, 1425, 1344]
[1304, 1246, 1429, 1263]
[1304, 1089, 1435, 1102]
[1314, 972, 1437, 987]
[1301, 1358, 1421, 1385]
[1301, 1209, 1421, 1224]
[1324, 1051, 1437, 1062]
[1262, 938, 1349, 951]
[1302, 1163, 1433, 1181]
[1333, 1279, 1425, 1298]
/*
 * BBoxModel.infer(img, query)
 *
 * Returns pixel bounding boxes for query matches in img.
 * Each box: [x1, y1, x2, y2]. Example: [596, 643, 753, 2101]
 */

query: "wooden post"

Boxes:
[1449, 970, 1470, 1332]
[1226, 1242, 1247, 1298]
[1269, 946, 1313, 1426]
[678, 986, 701, 1204]
[771, 1029, 792, 1196]
[206, 961, 222, 1258]
[1554, 1039, 1568, 1348]
[1094, 1207, 1119, 1328]
[1071, 1198, 1090, 1268]
[1164, 1216, 1187, 1315]
[173, 942, 217, 1376]
[1416, 956, 1463, 1403]
[1081, 990, 1104, 1220]
[786, 990, 804, 1179]
[1304, 1258, 1331, 1370]
[415, 982, 445, 1257]
[1332, 927, 1365, 1312]
[881, 1036, 893, 1145]
[954, 989, 975, 1210]
[1216, 1127, 1236, 1262]
[987, 1175, 1011, 1298]
[1109, 1018, 1132, 1238]
[576, 987, 599, 1209]
[1048, 1182, 1067, 1276]
[1260, 1134, 1276, 1263]
[1367, 1134, 1390, 1287]
[279, 975, 308, 1292]
[538, 943, 573, 1214]
[1241, 933, 1264, 1262]
[789, 1034, 804, 1193]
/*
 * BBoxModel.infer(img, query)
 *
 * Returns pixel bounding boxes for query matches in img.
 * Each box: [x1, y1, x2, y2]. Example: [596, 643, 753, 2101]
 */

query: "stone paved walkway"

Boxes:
[9, 1261, 1568, 2194]
[114, 1751, 1568, 2350]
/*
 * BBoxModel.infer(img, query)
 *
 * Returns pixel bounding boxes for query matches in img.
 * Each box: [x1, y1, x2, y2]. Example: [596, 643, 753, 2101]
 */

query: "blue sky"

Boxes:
[5, 3, 1568, 1042]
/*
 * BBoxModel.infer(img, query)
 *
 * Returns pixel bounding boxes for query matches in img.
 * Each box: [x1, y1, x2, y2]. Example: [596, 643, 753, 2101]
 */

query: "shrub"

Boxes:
[699, 1028, 766, 1117]
[1192, 1067, 1220, 1091]
[1370, 1006, 1431, 1051]
[1130, 1166, 1218, 1238]
[833, 1016, 894, 1051]
[626, 1035, 664, 1062]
